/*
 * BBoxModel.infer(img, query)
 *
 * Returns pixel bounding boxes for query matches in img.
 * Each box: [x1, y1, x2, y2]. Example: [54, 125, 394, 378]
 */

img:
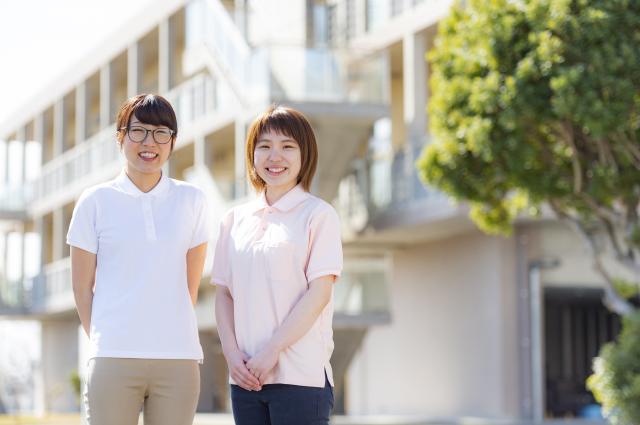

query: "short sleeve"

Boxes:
[66, 189, 98, 254]
[306, 205, 343, 283]
[189, 189, 211, 249]
[210, 209, 234, 288]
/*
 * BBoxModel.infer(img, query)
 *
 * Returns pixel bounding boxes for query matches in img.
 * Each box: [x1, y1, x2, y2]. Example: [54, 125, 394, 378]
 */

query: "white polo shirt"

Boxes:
[67, 170, 209, 361]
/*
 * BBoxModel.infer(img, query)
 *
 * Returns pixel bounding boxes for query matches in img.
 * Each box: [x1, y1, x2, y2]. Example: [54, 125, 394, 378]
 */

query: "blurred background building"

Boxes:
[0, 0, 616, 422]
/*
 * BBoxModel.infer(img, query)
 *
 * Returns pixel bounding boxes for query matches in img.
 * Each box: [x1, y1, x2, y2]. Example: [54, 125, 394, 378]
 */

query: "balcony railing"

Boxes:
[366, 0, 428, 32]
[265, 46, 388, 104]
[185, 0, 388, 105]
[25, 257, 73, 313]
[334, 259, 390, 318]
[19, 73, 217, 209]
[336, 138, 446, 233]
[32, 127, 120, 205]
[0, 182, 32, 216]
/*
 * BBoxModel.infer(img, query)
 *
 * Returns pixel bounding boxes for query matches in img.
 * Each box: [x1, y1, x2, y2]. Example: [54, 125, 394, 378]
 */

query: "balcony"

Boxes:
[0, 183, 31, 220]
[22, 73, 220, 214]
[335, 138, 463, 242]
[185, 0, 388, 107]
[334, 257, 391, 327]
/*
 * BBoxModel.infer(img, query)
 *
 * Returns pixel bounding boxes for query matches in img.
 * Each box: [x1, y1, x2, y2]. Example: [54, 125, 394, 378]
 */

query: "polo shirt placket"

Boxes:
[141, 196, 157, 241]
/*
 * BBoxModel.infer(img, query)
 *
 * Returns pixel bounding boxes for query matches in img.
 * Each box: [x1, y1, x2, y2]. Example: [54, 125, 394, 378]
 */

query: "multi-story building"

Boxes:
[0, 0, 615, 422]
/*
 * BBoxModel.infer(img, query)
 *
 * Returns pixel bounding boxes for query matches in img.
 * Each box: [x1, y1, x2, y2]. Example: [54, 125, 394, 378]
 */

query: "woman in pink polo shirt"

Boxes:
[212, 105, 343, 425]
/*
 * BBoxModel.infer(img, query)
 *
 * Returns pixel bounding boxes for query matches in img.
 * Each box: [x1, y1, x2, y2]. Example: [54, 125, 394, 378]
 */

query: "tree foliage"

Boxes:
[588, 312, 640, 424]
[419, 0, 640, 314]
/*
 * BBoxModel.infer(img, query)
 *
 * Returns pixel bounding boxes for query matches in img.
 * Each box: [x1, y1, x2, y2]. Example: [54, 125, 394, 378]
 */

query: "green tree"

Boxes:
[420, 0, 640, 421]
[419, 0, 640, 316]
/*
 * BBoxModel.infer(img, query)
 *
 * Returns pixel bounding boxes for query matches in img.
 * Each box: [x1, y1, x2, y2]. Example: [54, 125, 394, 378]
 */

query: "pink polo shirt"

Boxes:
[211, 184, 343, 388]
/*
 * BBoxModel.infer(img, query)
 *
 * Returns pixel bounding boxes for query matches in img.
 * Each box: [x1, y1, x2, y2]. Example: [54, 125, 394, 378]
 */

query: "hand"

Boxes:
[225, 349, 262, 391]
[245, 344, 280, 383]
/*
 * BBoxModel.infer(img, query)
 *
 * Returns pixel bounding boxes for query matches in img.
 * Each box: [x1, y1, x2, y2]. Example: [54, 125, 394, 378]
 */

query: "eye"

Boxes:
[256, 144, 270, 149]
[283, 144, 297, 150]
[129, 127, 147, 137]
[155, 128, 172, 136]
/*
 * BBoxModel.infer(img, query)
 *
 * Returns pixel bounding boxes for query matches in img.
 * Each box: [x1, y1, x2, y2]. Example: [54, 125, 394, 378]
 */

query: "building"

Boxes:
[0, 0, 615, 421]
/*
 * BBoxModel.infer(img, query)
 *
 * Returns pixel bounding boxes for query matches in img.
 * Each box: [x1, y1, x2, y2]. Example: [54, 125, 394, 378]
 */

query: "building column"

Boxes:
[53, 100, 65, 194]
[354, 0, 367, 36]
[159, 19, 172, 93]
[16, 127, 27, 184]
[128, 43, 140, 98]
[100, 64, 112, 129]
[402, 30, 428, 147]
[52, 209, 64, 262]
[194, 134, 211, 169]
[75, 82, 87, 144]
[234, 120, 247, 198]
[1, 139, 8, 187]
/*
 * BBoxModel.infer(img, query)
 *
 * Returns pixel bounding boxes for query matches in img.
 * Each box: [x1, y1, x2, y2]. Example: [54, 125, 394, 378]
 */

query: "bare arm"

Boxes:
[71, 247, 97, 337]
[186, 242, 208, 305]
[245, 275, 334, 382]
[215, 285, 262, 390]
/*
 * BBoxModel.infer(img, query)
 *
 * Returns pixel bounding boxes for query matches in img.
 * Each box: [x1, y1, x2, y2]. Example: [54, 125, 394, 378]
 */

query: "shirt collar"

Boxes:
[115, 169, 171, 198]
[251, 184, 310, 213]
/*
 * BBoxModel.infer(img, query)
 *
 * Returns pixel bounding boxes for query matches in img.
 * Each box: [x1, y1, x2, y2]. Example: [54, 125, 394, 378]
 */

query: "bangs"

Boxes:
[131, 95, 177, 132]
[255, 109, 303, 145]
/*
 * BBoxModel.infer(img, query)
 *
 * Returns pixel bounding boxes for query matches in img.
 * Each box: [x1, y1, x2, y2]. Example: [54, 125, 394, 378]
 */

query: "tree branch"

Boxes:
[550, 201, 635, 315]
[556, 122, 583, 193]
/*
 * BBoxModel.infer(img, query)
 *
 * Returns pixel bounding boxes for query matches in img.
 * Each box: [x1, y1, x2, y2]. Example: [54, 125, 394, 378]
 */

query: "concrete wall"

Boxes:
[40, 318, 80, 412]
[346, 230, 520, 418]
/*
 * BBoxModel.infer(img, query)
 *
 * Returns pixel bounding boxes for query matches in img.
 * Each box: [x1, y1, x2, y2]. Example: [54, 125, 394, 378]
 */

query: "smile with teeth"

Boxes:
[139, 151, 159, 160]
[266, 166, 287, 176]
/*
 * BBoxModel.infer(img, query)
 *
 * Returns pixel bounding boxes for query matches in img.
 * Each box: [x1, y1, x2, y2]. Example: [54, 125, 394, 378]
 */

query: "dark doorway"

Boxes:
[544, 287, 621, 418]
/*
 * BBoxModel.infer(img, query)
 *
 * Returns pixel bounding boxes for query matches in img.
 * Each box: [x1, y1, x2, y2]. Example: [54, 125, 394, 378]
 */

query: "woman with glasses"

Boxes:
[67, 94, 209, 425]
[211, 105, 343, 425]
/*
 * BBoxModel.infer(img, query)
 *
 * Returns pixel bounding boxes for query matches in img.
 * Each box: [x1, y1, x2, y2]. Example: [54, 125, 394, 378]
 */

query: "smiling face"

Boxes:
[253, 130, 302, 194]
[120, 115, 173, 178]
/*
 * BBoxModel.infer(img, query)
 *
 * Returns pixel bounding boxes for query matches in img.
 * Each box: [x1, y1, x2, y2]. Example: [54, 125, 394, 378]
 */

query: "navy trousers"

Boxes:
[230, 375, 334, 425]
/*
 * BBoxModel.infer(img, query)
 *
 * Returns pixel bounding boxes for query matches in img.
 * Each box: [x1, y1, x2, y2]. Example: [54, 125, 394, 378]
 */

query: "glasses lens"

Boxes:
[128, 127, 147, 142]
[154, 129, 172, 144]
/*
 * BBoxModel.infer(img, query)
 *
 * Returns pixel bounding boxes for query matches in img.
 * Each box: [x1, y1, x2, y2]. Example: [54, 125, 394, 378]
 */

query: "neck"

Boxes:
[125, 167, 162, 193]
[265, 183, 296, 205]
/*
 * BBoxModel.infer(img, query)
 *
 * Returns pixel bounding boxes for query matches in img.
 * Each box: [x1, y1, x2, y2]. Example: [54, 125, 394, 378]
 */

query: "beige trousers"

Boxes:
[84, 358, 200, 425]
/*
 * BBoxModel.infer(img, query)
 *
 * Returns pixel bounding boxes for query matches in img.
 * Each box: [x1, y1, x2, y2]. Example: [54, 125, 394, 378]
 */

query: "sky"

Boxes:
[0, 0, 155, 126]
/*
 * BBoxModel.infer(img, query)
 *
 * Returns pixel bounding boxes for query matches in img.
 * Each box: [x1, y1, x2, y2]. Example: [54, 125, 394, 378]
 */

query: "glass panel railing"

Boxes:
[0, 182, 33, 214]
[334, 258, 390, 317]
[0, 279, 26, 313]
[335, 137, 446, 231]
[26, 257, 73, 313]
[165, 73, 220, 130]
[185, 0, 269, 105]
[265, 46, 388, 104]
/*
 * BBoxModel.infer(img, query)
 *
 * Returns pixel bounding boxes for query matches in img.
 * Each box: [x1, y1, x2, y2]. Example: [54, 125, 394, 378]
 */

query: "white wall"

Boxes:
[40, 318, 80, 412]
[346, 231, 520, 418]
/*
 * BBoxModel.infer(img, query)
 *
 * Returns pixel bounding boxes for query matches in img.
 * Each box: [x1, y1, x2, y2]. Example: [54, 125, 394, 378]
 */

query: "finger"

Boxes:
[240, 368, 261, 387]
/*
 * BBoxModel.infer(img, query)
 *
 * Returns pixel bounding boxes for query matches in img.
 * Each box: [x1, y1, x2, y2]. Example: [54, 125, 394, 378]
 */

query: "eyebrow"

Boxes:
[257, 138, 296, 143]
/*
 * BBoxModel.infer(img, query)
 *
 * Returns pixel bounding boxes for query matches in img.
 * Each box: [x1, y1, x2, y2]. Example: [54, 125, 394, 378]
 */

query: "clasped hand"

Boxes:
[227, 345, 280, 391]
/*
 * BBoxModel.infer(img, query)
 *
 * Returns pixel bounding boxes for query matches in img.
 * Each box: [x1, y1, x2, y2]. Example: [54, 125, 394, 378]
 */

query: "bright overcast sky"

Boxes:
[0, 0, 155, 125]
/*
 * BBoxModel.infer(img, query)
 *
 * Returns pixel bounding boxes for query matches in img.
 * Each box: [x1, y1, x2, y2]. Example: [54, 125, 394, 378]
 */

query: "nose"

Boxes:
[141, 132, 156, 146]
[268, 147, 283, 161]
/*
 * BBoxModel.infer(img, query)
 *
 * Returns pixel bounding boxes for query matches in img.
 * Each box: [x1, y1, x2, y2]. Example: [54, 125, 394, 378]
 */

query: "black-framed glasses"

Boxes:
[120, 126, 174, 144]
